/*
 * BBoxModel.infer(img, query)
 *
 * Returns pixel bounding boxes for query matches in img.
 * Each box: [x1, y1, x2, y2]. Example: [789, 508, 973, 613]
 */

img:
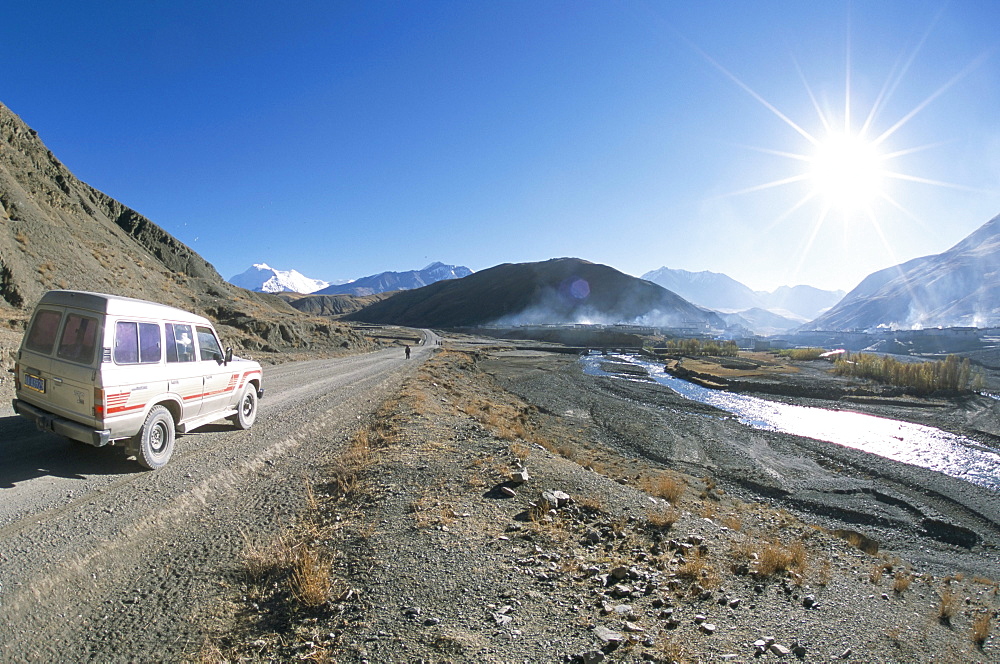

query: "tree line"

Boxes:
[833, 352, 983, 395]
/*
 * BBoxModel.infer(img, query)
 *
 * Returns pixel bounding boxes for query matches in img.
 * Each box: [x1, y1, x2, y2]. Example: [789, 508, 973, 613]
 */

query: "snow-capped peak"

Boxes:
[229, 263, 331, 294]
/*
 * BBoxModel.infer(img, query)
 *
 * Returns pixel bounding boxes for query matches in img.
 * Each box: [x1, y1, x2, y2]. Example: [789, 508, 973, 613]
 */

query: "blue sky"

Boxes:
[4, 1, 1000, 292]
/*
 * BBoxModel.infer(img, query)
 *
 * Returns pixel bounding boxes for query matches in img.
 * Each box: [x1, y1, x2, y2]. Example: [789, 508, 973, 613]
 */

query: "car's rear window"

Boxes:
[24, 309, 63, 354]
[57, 314, 99, 365]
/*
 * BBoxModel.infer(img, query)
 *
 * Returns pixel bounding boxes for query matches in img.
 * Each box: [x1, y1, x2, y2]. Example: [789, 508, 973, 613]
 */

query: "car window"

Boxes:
[115, 322, 162, 364]
[114, 322, 139, 363]
[25, 309, 62, 354]
[57, 314, 99, 364]
[166, 323, 196, 363]
[196, 326, 223, 362]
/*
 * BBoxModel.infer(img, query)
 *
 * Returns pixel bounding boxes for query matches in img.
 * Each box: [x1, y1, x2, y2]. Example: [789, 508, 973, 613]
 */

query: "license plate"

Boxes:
[24, 374, 45, 393]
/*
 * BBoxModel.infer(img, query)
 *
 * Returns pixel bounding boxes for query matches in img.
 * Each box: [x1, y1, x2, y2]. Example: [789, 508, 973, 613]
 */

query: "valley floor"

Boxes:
[203, 339, 998, 663]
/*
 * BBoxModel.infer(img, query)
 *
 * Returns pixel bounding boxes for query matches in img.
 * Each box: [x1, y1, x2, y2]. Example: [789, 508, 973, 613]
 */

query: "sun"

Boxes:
[809, 130, 886, 211]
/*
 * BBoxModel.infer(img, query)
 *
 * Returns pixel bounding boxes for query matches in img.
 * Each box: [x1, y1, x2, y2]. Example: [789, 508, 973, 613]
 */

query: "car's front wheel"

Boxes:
[136, 405, 175, 470]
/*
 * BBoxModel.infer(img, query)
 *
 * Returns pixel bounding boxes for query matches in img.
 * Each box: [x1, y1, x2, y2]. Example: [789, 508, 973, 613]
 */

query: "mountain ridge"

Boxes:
[229, 263, 331, 294]
[804, 214, 1000, 330]
[346, 257, 725, 329]
[641, 266, 844, 321]
[315, 262, 472, 296]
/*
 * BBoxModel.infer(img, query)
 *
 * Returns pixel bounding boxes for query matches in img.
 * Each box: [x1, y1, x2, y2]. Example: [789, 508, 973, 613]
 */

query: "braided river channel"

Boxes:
[582, 353, 1000, 492]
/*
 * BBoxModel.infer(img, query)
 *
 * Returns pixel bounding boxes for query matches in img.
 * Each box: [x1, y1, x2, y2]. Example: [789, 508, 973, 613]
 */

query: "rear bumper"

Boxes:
[12, 399, 112, 447]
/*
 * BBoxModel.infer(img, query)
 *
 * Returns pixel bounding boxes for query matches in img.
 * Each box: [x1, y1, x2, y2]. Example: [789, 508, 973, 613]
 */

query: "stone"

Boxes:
[593, 626, 624, 645]
[579, 652, 605, 664]
[803, 595, 818, 609]
[500, 486, 517, 497]
[611, 566, 630, 580]
[492, 612, 513, 626]
[511, 470, 530, 483]
[623, 621, 644, 633]
[701, 623, 717, 634]
[770, 644, 791, 656]
[612, 584, 632, 597]
[728, 598, 741, 609]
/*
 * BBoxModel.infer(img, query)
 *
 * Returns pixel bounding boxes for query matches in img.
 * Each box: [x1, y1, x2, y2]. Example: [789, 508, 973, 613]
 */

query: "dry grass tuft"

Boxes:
[893, 570, 913, 594]
[938, 587, 960, 624]
[240, 530, 296, 581]
[289, 547, 335, 608]
[510, 441, 531, 461]
[655, 635, 690, 663]
[646, 504, 679, 530]
[756, 540, 800, 577]
[972, 612, 992, 647]
[640, 472, 686, 504]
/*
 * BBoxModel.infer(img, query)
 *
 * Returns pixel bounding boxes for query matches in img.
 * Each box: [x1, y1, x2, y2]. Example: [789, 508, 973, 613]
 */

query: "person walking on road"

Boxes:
[404, 344, 411, 359]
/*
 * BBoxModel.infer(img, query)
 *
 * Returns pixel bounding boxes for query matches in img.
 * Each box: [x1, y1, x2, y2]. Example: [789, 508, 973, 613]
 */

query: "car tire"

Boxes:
[136, 405, 175, 470]
[233, 385, 258, 430]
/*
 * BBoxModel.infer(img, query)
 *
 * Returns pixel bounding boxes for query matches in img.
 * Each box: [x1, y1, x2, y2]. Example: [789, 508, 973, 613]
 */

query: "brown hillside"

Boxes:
[280, 291, 396, 317]
[0, 101, 371, 358]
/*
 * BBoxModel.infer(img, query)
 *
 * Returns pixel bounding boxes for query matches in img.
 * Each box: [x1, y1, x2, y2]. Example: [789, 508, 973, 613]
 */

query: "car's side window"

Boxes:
[114, 322, 162, 364]
[57, 314, 99, 364]
[196, 326, 223, 362]
[166, 323, 196, 363]
[25, 310, 62, 354]
[114, 322, 139, 363]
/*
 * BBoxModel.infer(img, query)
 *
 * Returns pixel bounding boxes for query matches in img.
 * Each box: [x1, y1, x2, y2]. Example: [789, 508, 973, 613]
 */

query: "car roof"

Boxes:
[36, 290, 212, 325]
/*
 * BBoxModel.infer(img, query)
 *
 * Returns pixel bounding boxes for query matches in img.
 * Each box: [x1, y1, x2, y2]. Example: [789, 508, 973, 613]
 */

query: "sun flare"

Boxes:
[809, 131, 886, 211]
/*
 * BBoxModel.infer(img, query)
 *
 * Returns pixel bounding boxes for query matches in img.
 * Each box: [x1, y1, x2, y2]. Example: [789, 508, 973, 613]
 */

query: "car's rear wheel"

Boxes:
[233, 385, 258, 430]
[136, 405, 175, 470]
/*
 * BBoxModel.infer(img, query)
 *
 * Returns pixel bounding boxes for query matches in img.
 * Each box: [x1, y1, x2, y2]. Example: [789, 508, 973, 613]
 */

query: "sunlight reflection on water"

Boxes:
[582, 354, 1000, 491]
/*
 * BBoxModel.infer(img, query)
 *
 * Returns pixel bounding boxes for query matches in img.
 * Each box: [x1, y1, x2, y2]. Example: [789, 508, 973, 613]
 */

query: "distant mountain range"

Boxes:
[804, 213, 1000, 331]
[229, 263, 331, 294]
[346, 257, 726, 329]
[641, 267, 845, 322]
[229, 262, 471, 296]
[316, 262, 472, 296]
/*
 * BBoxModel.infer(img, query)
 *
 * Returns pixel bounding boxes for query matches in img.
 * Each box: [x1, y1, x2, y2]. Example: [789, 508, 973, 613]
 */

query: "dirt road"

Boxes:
[0, 339, 430, 662]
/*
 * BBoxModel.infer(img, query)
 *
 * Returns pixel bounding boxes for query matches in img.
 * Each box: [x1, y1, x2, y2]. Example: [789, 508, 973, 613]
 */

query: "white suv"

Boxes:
[12, 290, 264, 469]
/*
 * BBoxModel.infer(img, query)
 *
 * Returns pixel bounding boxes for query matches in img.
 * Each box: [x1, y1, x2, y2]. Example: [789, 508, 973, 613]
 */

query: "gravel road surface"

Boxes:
[0, 338, 431, 662]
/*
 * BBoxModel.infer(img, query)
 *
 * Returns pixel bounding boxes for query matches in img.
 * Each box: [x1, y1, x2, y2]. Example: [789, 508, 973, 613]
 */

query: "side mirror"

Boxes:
[225, 347, 233, 365]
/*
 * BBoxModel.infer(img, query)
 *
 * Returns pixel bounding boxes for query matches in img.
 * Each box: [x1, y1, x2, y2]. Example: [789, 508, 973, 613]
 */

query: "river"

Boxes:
[582, 354, 1000, 492]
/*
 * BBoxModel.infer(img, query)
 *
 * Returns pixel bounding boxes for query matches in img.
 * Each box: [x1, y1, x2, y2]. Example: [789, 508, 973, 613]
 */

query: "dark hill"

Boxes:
[804, 213, 1000, 330]
[345, 258, 725, 329]
[280, 292, 395, 317]
[0, 101, 369, 355]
